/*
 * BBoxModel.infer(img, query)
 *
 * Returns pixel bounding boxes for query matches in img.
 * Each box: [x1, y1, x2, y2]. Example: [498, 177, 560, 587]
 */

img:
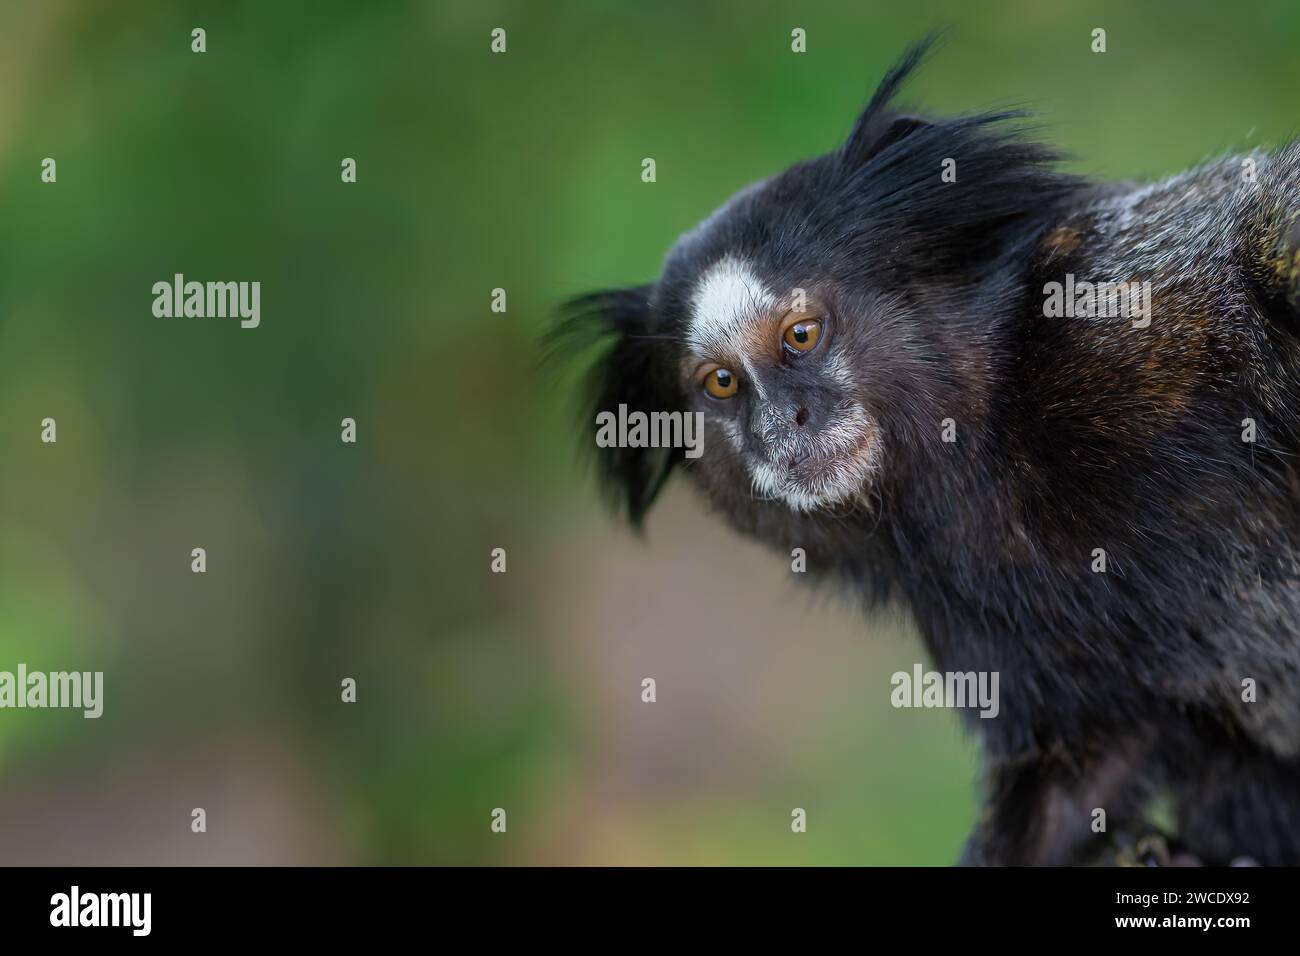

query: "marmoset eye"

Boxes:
[782, 315, 823, 353]
[703, 367, 738, 399]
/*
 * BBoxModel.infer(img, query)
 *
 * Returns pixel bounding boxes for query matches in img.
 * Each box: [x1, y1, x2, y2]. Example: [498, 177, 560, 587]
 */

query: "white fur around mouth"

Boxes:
[748, 407, 880, 512]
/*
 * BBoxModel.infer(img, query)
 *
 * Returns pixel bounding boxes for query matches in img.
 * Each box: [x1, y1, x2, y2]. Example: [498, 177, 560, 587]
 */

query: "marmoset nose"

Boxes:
[794, 406, 810, 427]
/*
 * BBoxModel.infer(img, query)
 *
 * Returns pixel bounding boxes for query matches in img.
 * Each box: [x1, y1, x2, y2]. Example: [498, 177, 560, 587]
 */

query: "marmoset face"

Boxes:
[668, 252, 882, 513]
[566, 41, 1034, 526]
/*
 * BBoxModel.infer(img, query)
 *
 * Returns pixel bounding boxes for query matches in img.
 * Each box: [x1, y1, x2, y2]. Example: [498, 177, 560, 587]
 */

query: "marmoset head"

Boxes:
[559, 39, 1077, 528]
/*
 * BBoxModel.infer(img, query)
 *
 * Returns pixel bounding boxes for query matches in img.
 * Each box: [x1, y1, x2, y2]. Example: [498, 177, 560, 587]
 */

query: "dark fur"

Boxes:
[556, 39, 1300, 865]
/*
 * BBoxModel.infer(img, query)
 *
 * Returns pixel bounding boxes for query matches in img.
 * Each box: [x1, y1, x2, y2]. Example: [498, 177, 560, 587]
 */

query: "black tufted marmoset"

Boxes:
[556, 39, 1300, 866]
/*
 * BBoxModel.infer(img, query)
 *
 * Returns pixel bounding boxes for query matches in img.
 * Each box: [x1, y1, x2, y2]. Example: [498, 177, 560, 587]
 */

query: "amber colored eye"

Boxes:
[703, 367, 739, 399]
[782, 316, 823, 353]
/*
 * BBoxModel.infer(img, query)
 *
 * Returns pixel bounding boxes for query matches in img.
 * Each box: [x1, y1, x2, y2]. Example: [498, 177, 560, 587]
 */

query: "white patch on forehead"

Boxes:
[687, 256, 776, 355]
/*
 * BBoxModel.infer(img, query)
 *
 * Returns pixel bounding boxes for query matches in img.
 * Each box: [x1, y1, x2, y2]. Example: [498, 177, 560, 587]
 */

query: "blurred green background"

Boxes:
[0, 0, 1295, 864]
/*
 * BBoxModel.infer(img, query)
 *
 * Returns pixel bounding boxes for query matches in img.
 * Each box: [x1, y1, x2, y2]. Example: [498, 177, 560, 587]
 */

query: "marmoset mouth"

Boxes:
[791, 423, 876, 474]
[754, 415, 880, 511]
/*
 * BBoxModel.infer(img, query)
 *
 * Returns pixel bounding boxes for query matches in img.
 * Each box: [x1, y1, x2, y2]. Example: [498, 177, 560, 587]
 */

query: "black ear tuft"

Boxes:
[551, 285, 682, 530]
[861, 113, 931, 162]
[842, 35, 940, 167]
